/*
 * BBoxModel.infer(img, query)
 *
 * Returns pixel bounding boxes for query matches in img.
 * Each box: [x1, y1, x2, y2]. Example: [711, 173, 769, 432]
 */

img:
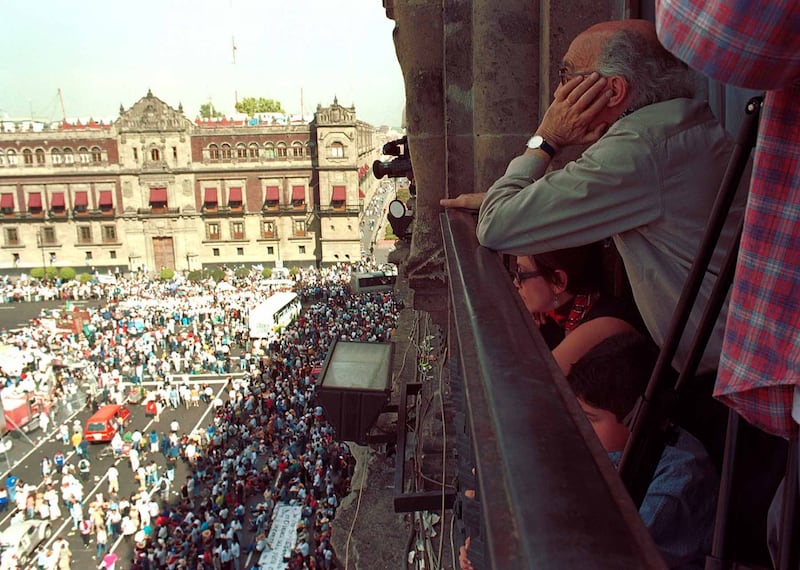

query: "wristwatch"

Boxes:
[526, 135, 557, 158]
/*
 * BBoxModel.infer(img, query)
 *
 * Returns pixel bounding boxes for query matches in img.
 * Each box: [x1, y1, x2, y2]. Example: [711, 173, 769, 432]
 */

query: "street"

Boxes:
[0, 377, 254, 570]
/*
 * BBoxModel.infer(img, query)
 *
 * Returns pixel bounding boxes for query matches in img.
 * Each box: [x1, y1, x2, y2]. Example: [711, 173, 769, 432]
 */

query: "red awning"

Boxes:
[331, 186, 346, 202]
[73, 191, 89, 207]
[149, 187, 167, 204]
[204, 187, 218, 204]
[358, 189, 366, 199]
[51, 192, 65, 208]
[228, 187, 242, 204]
[1, 193, 14, 209]
[265, 186, 280, 202]
[28, 193, 42, 209]
[98, 190, 113, 207]
[291, 186, 305, 201]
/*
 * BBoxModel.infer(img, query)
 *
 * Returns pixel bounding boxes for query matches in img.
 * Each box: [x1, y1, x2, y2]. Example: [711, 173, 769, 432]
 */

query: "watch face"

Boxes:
[528, 135, 544, 148]
[388, 199, 406, 218]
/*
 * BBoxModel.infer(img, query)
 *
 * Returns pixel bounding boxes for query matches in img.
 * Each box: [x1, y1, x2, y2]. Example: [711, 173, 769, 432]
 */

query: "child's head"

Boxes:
[566, 332, 657, 452]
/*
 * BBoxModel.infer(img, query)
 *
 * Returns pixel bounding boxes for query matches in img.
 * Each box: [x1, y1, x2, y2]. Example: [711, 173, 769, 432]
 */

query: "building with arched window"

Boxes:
[0, 91, 384, 274]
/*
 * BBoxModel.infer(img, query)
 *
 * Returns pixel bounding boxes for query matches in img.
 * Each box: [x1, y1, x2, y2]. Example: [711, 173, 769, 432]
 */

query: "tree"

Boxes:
[235, 97, 284, 116]
[199, 102, 223, 119]
[261, 267, 272, 279]
[58, 267, 76, 281]
[159, 268, 175, 281]
[79, 272, 93, 283]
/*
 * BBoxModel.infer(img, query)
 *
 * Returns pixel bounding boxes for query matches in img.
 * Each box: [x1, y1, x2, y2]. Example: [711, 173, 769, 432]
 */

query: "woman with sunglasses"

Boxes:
[512, 241, 645, 375]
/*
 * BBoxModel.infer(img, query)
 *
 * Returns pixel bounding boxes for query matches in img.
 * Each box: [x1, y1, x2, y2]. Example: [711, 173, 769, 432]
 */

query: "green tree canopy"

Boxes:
[199, 102, 223, 119]
[235, 97, 284, 116]
[59, 267, 77, 281]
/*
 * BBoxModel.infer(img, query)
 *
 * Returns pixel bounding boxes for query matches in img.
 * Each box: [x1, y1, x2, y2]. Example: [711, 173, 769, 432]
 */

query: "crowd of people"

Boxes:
[0, 262, 401, 569]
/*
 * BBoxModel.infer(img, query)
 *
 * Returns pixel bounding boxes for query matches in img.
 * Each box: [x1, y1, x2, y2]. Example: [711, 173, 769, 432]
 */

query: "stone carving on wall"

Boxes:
[116, 90, 193, 133]
[315, 97, 356, 125]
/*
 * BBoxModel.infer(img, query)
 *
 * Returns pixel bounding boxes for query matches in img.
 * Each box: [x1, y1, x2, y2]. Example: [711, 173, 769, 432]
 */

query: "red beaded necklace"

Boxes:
[563, 293, 599, 334]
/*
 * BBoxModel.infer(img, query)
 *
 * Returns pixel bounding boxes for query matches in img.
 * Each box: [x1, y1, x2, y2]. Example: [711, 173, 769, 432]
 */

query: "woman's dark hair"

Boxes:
[531, 242, 605, 295]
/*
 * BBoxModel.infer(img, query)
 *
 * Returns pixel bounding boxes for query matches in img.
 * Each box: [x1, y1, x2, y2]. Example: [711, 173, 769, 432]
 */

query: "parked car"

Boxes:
[0, 519, 52, 567]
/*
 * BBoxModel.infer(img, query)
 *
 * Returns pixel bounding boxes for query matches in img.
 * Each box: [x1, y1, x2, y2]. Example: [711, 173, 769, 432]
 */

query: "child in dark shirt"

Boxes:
[566, 332, 719, 570]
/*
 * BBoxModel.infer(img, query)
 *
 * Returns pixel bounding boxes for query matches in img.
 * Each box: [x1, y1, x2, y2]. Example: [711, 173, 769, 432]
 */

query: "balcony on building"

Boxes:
[138, 187, 178, 215]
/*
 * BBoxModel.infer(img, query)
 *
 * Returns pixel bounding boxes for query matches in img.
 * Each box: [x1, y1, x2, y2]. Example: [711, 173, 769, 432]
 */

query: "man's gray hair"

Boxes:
[595, 28, 696, 111]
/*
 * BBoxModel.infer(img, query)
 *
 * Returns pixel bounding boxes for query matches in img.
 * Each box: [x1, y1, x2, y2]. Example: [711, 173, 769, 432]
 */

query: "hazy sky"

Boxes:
[0, 0, 405, 127]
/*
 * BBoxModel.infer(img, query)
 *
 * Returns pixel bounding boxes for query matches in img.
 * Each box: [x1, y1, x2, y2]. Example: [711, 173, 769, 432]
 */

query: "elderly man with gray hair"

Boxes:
[442, 19, 743, 378]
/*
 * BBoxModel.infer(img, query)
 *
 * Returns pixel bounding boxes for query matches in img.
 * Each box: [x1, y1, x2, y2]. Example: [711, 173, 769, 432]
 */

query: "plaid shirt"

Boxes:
[656, 0, 800, 438]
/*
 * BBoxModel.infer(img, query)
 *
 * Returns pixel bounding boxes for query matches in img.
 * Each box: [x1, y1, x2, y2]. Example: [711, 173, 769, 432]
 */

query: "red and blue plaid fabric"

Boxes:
[656, 0, 800, 438]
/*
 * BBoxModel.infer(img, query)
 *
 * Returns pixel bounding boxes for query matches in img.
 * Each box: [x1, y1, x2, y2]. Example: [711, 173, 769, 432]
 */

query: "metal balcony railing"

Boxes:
[441, 209, 665, 569]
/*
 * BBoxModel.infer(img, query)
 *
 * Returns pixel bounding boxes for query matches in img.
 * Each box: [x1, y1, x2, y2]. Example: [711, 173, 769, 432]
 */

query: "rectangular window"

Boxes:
[73, 190, 89, 212]
[98, 190, 114, 212]
[236, 247, 244, 256]
[102, 225, 117, 243]
[28, 192, 43, 215]
[331, 185, 346, 210]
[204, 188, 218, 211]
[110, 250, 117, 259]
[299, 245, 306, 254]
[77, 226, 92, 244]
[172, 147, 178, 160]
[133, 148, 138, 161]
[207, 223, 220, 241]
[227, 187, 243, 209]
[276, 146, 288, 158]
[4, 227, 19, 246]
[237, 146, 247, 159]
[293, 220, 306, 237]
[231, 221, 244, 240]
[292, 146, 304, 158]
[50, 192, 66, 214]
[92, 148, 103, 162]
[291, 186, 305, 209]
[262, 220, 275, 238]
[267, 246, 274, 255]
[0, 193, 14, 214]
[212, 248, 220, 257]
[85, 251, 93, 261]
[264, 186, 280, 210]
[42, 226, 57, 245]
[149, 188, 168, 209]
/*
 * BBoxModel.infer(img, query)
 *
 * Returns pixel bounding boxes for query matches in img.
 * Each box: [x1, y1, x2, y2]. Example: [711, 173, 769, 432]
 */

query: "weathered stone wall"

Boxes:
[331, 2, 620, 567]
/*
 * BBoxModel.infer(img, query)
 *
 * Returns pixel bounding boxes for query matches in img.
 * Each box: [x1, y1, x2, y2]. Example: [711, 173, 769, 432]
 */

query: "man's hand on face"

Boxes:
[536, 72, 613, 150]
[440, 192, 486, 210]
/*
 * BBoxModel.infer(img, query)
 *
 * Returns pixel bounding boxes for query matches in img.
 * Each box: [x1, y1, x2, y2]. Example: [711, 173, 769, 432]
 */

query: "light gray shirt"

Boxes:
[477, 98, 745, 373]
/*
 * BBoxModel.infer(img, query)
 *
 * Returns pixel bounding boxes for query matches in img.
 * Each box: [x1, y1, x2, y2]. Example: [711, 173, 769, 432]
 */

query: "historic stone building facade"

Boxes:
[0, 91, 380, 275]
